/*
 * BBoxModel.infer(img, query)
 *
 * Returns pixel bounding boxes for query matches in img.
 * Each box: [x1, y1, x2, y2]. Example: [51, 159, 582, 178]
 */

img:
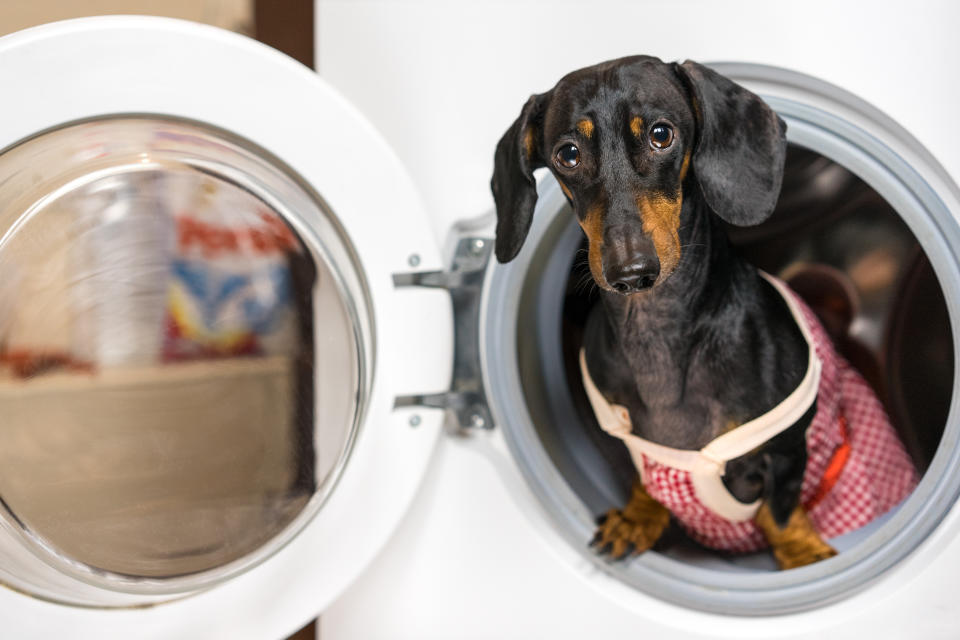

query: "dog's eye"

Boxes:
[649, 123, 674, 150]
[555, 144, 580, 169]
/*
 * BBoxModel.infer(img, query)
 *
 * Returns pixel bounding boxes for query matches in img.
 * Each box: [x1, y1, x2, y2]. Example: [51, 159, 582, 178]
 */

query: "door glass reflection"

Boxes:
[0, 120, 357, 579]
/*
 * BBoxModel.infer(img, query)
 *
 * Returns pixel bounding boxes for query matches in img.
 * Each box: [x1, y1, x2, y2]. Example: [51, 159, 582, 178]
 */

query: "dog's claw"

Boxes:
[590, 504, 668, 561]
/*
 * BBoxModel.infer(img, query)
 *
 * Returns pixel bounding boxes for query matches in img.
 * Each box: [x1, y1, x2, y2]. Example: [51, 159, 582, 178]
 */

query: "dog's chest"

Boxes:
[624, 366, 739, 450]
[615, 320, 756, 450]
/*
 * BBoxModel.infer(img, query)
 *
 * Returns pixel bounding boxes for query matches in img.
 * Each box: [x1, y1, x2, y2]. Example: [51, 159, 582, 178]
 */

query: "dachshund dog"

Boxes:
[490, 57, 918, 570]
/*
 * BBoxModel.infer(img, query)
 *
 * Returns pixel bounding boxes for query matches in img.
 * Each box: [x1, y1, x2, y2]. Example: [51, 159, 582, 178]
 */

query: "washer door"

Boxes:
[0, 17, 452, 638]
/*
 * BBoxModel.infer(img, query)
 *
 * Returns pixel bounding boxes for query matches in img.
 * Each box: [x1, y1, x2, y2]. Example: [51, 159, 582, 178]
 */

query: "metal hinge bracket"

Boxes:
[393, 237, 494, 430]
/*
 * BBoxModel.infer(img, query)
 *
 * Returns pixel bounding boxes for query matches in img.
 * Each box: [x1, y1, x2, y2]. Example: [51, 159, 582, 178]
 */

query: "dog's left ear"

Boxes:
[674, 60, 787, 227]
[491, 92, 550, 263]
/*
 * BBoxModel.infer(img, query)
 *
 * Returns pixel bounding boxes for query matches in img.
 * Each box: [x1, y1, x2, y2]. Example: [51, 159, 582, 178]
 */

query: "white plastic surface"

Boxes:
[316, 1, 960, 637]
[324, 430, 960, 639]
[316, 0, 960, 240]
[0, 16, 452, 637]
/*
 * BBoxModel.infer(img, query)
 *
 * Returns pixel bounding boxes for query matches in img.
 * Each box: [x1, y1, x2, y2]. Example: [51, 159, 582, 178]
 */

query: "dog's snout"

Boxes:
[602, 223, 660, 293]
[606, 257, 660, 293]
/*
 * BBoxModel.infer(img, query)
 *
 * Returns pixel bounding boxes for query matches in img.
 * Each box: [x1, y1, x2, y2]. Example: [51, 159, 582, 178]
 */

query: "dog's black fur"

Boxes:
[492, 56, 813, 532]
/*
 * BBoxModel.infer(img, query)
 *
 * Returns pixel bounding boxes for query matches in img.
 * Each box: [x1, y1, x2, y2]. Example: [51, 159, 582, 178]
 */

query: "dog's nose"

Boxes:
[606, 258, 660, 293]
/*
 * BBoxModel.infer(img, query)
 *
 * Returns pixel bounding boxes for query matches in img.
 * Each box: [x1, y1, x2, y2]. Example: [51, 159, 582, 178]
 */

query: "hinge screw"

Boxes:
[408, 414, 422, 427]
[469, 238, 486, 255]
[469, 413, 486, 429]
[407, 254, 421, 267]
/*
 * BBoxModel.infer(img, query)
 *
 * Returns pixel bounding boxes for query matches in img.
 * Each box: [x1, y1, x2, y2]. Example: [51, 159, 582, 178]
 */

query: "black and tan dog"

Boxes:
[491, 56, 839, 569]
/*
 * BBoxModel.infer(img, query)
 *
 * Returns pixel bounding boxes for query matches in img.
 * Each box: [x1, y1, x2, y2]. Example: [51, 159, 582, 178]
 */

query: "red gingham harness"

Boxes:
[581, 275, 919, 552]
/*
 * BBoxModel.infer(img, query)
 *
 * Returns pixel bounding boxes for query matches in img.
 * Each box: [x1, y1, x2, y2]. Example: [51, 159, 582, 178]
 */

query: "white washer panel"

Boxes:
[0, 16, 452, 638]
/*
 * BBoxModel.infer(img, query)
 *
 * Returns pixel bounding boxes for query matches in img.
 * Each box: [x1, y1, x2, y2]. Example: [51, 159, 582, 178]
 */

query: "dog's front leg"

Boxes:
[751, 447, 838, 570]
[592, 479, 670, 559]
[754, 503, 837, 570]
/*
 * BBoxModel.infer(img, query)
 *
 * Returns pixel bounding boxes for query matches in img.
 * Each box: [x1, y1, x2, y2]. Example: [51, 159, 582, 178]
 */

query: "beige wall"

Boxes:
[0, 0, 253, 37]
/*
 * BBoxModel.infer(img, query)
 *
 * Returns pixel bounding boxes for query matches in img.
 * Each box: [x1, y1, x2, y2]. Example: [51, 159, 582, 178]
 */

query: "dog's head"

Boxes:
[491, 56, 787, 294]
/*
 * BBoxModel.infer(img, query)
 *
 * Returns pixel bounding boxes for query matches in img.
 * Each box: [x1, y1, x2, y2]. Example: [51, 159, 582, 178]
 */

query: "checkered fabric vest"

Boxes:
[580, 274, 919, 552]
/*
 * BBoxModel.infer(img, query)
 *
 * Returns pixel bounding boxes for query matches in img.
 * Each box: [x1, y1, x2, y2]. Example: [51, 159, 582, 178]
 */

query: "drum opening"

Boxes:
[519, 143, 952, 572]
[484, 68, 960, 613]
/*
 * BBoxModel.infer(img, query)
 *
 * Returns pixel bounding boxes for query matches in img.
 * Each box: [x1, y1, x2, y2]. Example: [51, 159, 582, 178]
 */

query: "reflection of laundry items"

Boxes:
[2, 216, 75, 353]
[166, 261, 293, 357]
[178, 211, 298, 257]
[0, 200, 94, 374]
[0, 261, 21, 351]
[177, 261, 292, 334]
[0, 256, 84, 378]
[162, 199, 300, 362]
[70, 172, 174, 368]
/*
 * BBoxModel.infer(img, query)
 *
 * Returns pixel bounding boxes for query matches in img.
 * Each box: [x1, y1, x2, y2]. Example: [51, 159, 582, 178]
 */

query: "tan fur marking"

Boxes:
[637, 193, 683, 279]
[755, 503, 837, 570]
[592, 480, 670, 559]
[679, 150, 692, 182]
[577, 119, 594, 139]
[559, 181, 573, 200]
[630, 116, 644, 138]
[578, 204, 606, 285]
[523, 128, 535, 160]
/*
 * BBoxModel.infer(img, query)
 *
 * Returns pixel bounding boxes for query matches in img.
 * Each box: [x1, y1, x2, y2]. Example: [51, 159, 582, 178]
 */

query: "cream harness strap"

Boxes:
[579, 272, 823, 522]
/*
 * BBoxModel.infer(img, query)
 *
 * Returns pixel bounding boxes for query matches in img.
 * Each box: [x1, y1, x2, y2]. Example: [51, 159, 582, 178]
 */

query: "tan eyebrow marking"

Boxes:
[576, 119, 594, 138]
[630, 116, 644, 138]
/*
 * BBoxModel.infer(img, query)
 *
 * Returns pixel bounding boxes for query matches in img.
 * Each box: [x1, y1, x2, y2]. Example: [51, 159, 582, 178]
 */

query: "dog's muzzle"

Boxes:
[605, 258, 660, 293]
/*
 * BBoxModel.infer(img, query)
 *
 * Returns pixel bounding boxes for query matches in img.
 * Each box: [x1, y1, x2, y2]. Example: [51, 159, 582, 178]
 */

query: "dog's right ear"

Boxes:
[491, 92, 550, 263]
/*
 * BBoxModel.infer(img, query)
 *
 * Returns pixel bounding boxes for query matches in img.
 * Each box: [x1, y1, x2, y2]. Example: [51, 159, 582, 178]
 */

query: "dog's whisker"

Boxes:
[587, 280, 600, 299]
[578, 273, 601, 297]
[575, 273, 594, 295]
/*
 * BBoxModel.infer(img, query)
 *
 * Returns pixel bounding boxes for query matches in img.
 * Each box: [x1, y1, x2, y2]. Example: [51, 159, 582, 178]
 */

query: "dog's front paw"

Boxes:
[755, 502, 838, 570]
[590, 509, 657, 559]
[590, 484, 671, 560]
[773, 538, 837, 570]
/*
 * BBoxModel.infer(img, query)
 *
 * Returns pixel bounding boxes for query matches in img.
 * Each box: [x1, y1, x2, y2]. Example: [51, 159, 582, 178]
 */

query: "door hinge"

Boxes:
[393, 237, 493, 430]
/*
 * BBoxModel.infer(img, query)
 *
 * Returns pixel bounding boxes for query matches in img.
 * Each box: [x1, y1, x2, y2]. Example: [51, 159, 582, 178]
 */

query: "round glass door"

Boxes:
[0, 117, 371, 597]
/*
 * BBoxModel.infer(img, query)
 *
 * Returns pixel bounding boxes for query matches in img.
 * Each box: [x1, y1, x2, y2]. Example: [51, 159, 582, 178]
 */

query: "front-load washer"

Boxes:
[0, 5, 957, 640]
[312, 1, 960, 638]
[0, 16, 453, 639]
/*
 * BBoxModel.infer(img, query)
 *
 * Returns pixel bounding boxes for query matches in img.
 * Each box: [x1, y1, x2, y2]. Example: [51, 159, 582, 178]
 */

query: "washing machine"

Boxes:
[0, 2, 957, 638]
[314, 1, 960, 638]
